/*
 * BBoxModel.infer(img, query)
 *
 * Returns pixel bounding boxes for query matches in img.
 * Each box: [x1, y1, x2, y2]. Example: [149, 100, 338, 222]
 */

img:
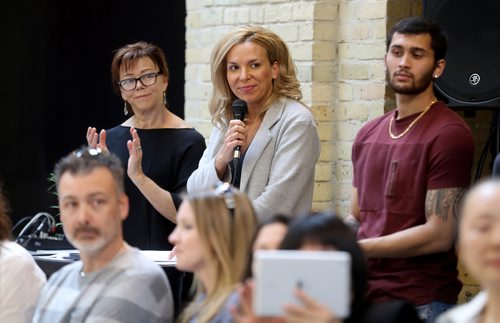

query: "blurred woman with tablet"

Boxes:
[235, 212, 422, 323]
[274, 212, 368, 323]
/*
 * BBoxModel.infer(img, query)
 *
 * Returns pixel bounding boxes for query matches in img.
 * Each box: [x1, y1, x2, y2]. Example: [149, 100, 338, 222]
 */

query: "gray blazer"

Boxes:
[187, 98, 320, 221]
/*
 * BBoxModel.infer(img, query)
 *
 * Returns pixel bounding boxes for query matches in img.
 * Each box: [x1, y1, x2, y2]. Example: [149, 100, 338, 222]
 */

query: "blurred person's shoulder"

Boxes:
[436, 291, 486, 323]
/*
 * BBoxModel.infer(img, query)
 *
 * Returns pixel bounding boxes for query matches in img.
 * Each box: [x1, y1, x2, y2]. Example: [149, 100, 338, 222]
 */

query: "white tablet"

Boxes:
[253, 250, 351, 318]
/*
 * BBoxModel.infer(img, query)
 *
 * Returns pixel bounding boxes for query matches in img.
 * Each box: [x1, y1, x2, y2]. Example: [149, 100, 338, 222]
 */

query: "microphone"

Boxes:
[231, 99, 248, 160]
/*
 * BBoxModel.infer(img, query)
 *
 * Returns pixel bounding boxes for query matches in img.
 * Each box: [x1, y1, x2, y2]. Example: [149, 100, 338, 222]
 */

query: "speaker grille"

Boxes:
[424, 0, 500, 107]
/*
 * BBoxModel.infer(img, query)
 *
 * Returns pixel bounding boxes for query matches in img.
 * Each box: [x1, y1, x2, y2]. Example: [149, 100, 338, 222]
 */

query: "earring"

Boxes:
[123, 101, 128, 116]
[433, 74, 438, 79]
[163, 91, 167, 107]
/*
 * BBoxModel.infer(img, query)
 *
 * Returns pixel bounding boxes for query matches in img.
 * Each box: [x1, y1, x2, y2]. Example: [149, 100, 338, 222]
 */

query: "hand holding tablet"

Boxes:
[253, 250, 351, 319]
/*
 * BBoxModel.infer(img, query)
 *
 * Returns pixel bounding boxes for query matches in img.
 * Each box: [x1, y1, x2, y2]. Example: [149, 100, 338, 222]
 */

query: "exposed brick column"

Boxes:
[185, 0, 341, 213]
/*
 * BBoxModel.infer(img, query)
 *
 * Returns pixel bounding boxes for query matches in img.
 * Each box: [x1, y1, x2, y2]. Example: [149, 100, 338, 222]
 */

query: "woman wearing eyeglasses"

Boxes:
[168, 183, 257, 322]
[86, 41, 206, 250]
[186, 26, 320, 221]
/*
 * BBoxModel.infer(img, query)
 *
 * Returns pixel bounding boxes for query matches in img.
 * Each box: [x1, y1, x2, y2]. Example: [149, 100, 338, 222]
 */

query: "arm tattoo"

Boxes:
[425, 188, 465, 221]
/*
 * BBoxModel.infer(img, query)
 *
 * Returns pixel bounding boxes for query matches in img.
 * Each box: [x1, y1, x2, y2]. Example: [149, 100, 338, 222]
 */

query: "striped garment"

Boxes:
[33, 246, 173, 323]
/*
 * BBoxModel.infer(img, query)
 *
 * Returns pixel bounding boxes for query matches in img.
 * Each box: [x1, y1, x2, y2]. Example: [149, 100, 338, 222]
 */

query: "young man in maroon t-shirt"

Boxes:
[347, 17, 474, 322]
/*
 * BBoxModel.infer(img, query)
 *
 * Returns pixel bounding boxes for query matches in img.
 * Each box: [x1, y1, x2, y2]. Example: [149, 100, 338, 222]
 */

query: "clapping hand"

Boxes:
[86, 127, 108, 152]
[126, 127, 145, 183]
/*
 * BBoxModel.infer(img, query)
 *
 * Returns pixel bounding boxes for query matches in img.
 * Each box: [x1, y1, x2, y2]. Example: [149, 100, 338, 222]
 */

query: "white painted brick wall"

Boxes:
[185, 0, 393, 216]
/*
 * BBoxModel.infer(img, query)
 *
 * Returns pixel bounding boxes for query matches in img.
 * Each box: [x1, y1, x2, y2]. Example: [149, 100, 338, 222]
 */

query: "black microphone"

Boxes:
[231, 99, 248, 160]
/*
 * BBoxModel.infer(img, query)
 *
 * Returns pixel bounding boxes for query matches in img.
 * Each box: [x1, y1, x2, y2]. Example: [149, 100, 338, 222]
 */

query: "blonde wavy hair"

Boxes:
[179, 186, 257, 323]
[209, 25, 302, 127]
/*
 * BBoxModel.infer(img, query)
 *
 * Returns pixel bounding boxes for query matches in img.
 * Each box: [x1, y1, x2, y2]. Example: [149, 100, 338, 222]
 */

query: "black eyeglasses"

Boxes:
[213, 182, 236, 216]
[117, 72, 162, 91]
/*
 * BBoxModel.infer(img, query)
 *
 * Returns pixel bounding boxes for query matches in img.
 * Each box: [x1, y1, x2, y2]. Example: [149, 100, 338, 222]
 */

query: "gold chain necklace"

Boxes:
[388, 99, 437, 140]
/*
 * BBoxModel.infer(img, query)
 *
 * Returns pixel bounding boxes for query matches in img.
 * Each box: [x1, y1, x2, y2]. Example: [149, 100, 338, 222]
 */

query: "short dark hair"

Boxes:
[111, 41, 170, 115]
[53, 147, 125, 194]
[280, 212, 368, 322]
[243, 214, 291, 280]
[258, 214, 290, 230]
[111, 41, 169, 93]
[387, 16, 448, 61]
[252, 214, 290, 247]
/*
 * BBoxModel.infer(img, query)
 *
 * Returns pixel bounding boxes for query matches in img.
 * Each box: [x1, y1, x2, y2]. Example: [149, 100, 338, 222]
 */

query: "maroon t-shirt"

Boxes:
[352, 101, 474, 305]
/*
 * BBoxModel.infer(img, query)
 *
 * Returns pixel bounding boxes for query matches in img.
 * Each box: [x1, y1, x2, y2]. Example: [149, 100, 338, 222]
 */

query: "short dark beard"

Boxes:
[388, 67, 434, 95]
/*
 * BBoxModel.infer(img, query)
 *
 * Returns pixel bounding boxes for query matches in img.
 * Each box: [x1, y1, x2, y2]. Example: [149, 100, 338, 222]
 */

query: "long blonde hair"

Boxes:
[180, 186, 257, 323]
[209, 25, 302, 127]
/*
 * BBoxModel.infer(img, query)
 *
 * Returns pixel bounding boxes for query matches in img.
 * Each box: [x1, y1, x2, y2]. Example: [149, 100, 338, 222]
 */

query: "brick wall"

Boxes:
[185, 0, 484, 304]
[333, 0, 389, 215]
[185, 0, 489, 214]
[184, 0, 425, 215]
[185, 0, 340, 212]
[185, 0, 393, 215]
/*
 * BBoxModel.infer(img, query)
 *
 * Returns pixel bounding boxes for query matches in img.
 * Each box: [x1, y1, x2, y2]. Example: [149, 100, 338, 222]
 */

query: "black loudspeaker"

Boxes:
[423, 0, 500, 109]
